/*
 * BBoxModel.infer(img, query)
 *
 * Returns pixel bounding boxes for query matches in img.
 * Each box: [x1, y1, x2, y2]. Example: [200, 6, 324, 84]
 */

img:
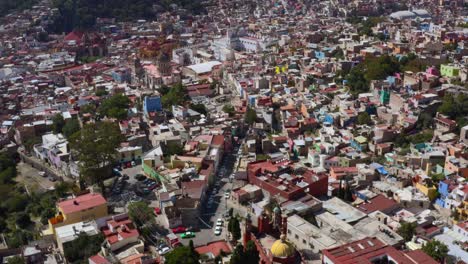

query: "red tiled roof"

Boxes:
[195, 241, 231, 256]
[58, 193, 107, 215]
[212, 135, 224, 147]
[89, 254, 111, 264]
[357, 194, 399, 214]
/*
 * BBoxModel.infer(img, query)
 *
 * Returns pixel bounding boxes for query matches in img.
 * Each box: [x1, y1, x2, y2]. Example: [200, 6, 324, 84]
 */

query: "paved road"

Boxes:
[176, 146, 240, 247]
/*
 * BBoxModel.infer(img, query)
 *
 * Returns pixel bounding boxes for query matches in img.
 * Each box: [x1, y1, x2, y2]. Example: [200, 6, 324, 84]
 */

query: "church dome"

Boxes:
[270, 235, 295, 258]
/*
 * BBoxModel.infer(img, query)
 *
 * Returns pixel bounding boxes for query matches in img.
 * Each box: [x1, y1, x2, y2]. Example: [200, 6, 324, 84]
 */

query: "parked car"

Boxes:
[224, 192, 230, 199]
[216, 219, 223, 227]
[214, 226, 222, 236]
[122, 174, 130, 180]
[48, 177, 57, 182]
[158, 246, 171, 255]
[154, 207, 161, 215]
[171, 226, 187, 234]
[39, 171, 46, 177]
[180, 231, 195, 239]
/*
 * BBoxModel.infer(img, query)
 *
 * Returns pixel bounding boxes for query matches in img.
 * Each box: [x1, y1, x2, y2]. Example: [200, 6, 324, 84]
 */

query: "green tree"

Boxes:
[6, 256, 25, 264]
[165, 245, 200, 264]
[421, 240, 448, 262]
[69, 122, 124, 192]
[79, 104, 97, 116]
[337, 179, 344, 199]
[189, 103, 207, 115]
[357, 112, 372, 125]
[52, 114, 65, 134]
[344, 181, 353, 202]
[245, 107, 257, 125]
[161, 83, 188, 108]
[62, 118, 81, 138]
[230, 217, 241, 241]
[223, 104, 235, 117]
[128, 201, 154, 226]
[397, 221, 417, 242]
[63, 233, 105, 263]
[230, 244, 245, 264]
[245, 240, 260, 264]
[98, 94, 130, 120]
[162, 142, 183, 156]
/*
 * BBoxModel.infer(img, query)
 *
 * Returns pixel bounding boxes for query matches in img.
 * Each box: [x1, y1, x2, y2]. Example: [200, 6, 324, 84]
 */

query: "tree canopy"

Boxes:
[49, 0, 205, 33]
[62, 118, 81, 139]
[63, 232, 105, 263]
[162, 83, 188, 109]
[0, 0, 37, 17]
[69, 122, 124, 190]
[98, 94, 131, 120]
[165, 245, 200, 264]
[222, 104, 236, 117]
[52, 114, 65, 134]
[357, 112, 372, 125]
[228, 217, 241, 241]
[397, 221, 417, 242]
[128, 201, 154, 226]
[346, 55, 401, 95]
[245, 107, 257, 125]
[438, 93, 468, 128]
[421, 240, 448, 262]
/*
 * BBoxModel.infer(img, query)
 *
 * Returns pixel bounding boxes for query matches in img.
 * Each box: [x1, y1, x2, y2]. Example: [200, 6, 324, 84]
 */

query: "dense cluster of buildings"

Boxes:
[0, 0, 467, 263]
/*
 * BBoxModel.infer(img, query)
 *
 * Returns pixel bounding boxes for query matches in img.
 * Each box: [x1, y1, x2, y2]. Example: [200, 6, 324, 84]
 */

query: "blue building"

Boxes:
[143, 96, 162, 116]
[435, 180, 450, 208]
[111, 67, 131, 83]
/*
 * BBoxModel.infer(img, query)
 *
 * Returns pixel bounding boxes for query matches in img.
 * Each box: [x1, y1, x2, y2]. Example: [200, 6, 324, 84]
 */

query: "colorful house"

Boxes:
[440, 64, 460, 78]
[47, 193, 108, 235]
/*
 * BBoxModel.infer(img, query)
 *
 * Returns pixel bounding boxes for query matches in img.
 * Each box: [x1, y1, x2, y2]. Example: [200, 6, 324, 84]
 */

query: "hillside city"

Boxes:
[0, 0, 467, 263]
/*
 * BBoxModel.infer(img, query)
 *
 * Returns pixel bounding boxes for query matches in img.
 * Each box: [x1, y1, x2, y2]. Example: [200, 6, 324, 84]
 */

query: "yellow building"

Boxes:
[46, 193, 108, 235]
[415, 182, 438, 201]
[456, 200, 468, 222]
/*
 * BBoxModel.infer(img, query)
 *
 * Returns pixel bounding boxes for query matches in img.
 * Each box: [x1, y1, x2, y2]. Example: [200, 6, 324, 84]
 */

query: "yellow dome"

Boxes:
[270, 237, 295, 258]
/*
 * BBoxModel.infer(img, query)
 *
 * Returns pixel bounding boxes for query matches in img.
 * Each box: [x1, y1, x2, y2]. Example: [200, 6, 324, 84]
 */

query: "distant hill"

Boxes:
[49, 0, 205, 33]
[0, 0, 38, 17]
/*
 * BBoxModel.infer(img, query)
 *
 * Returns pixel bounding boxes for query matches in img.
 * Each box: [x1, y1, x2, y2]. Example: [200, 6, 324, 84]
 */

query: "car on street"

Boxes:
[224, 192, 230, 199]
[154, 207, 161, 215]
[158, 246, 171, 255]
[171, 226, 187, 233]
[39, 171, 46, 177]
[48, 176, 56, 182]
[214, 226, 222, 236]
[122, 174, 130, 180]
[180, 231, 195, 239]
[131, 161, 136, 167]
[216, 219, 223, 227]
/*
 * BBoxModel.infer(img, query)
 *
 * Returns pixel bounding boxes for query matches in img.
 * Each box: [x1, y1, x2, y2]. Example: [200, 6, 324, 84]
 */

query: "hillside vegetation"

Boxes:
[49, 0, 205, 32]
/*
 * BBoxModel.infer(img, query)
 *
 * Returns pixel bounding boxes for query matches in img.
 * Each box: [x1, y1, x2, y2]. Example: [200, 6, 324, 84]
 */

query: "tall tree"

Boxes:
[52, 114, 65, 134]
[69, 122, 124, 192]
[98, 94, 131, 120]
[62, 118, 81, 138]
[231, 217, 241, 242]
[165, 245, 200, 264]
[230, 244, 245, 264]
[397, 221, 417, 242]
[245, 107, 257, 125]
[422, 240, 448, 262]
[245, 240, 260, 264]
